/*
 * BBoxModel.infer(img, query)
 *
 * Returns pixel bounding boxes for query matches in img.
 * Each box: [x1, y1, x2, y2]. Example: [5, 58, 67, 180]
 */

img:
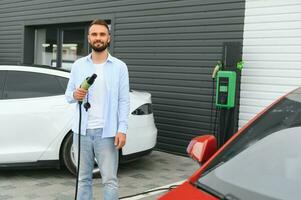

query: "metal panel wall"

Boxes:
[240, 0, 301, 128]
[0, 0, 245, 154]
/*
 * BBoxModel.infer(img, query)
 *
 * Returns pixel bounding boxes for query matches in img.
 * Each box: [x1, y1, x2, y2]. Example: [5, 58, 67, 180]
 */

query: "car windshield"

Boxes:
[197, 87, 301, 200]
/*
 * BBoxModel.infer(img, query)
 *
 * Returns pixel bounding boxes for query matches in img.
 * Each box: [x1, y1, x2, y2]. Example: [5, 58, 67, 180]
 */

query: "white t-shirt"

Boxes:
[87, 62, 107, 129]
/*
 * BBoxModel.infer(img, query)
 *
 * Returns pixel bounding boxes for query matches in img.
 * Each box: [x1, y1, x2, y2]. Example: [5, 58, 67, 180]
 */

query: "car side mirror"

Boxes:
[186, 135, 217, 164]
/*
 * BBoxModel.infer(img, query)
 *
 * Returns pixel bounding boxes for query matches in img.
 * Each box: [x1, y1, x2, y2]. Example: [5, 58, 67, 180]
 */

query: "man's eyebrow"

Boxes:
[89, 31, 107, 34]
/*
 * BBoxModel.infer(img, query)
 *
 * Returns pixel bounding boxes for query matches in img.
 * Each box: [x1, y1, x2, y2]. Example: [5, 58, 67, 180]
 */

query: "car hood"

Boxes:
[158, 181, 218, 200]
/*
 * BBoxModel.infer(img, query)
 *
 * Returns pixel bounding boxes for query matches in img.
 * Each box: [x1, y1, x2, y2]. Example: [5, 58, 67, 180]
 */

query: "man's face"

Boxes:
[88, 24, 110, 52]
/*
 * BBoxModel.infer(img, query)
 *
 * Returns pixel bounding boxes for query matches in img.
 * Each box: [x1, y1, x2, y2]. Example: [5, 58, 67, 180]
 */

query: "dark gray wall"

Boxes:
[0, 0, 245, 155]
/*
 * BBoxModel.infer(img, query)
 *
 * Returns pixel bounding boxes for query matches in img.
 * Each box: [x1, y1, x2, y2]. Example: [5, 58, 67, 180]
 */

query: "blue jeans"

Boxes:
[73, 128, 119, 200]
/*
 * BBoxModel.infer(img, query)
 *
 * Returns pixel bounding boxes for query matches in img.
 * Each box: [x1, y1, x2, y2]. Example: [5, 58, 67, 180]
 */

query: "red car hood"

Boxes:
[158, 181, 218, 200]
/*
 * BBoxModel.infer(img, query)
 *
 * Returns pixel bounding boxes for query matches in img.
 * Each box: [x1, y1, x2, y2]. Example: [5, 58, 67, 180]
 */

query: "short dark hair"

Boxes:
[89, 19, 110, 33]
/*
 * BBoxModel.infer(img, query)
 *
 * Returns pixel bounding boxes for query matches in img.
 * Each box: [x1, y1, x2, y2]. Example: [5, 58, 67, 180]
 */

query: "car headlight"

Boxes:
[131, 103, 153, 115]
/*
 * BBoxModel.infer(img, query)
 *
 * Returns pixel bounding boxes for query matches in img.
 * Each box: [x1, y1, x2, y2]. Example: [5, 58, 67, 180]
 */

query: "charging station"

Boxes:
[211, 42, 242, 147]
[216, 71, 236, 109]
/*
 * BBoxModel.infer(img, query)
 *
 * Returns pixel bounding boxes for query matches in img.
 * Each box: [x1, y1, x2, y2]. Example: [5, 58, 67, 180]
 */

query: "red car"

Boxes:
[159, 87, 301, 200]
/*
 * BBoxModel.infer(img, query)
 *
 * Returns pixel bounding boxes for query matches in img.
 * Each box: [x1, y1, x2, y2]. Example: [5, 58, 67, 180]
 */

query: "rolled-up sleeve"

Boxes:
[117, 64, 130, 134]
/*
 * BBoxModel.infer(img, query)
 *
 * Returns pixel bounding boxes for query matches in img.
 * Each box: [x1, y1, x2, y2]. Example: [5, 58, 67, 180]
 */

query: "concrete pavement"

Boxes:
[0, 151, 199, 200]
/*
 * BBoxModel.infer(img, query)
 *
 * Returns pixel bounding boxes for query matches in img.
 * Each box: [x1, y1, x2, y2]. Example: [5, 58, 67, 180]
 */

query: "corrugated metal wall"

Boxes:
[240, 0, 301, 127]
[0, 0, 245, 154]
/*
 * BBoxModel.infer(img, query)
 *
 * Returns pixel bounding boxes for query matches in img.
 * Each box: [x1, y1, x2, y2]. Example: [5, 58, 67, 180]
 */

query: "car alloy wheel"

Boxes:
[61, 133, 100, 177]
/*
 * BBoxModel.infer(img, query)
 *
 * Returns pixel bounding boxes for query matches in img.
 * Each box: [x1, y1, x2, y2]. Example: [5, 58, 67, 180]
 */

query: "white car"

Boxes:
[0, 65, 157, 175]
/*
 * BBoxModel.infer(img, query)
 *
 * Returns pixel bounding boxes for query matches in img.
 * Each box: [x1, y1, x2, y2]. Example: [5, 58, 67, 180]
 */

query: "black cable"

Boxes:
[119, 185, 179, 199]
[218, 108, 222, 147]
[213, 106, 219, 142]
[75, 101, 82, 200]
[210, 79, 215, 134]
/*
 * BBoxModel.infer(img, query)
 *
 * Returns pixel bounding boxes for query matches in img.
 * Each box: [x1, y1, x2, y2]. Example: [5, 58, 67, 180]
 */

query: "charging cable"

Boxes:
[74, 74, 97, 200]
[210, 61, 222, 136]
[74, 101, 82, 200]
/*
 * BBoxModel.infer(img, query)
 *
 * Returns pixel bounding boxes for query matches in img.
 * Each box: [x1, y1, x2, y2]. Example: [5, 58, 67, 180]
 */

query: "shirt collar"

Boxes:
[86, 52, 114, 64]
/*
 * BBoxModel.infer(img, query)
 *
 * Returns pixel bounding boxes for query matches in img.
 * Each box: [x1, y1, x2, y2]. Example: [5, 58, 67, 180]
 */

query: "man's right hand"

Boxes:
[73, 88, 88, 101]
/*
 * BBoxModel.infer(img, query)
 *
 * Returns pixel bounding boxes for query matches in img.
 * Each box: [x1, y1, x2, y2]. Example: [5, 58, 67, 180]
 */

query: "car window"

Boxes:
[205, 88, 301, 172]
[0, 71, 5, 99]
[199, 127, 301, 200]
[56, 76, 68, 90]
[3, 71, 65, 99]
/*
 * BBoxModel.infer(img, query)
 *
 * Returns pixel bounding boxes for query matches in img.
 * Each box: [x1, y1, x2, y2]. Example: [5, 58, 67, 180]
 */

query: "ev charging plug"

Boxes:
[212, 61, 222, 79]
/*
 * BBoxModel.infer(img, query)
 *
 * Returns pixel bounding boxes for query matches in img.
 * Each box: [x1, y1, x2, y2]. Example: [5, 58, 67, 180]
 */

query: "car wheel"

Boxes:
[61, 133, 100, 177]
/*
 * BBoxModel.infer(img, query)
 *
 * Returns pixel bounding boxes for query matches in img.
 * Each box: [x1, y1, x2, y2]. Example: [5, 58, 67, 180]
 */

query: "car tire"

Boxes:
[61, 133, 101, 177]
[62, 133, 77, 175]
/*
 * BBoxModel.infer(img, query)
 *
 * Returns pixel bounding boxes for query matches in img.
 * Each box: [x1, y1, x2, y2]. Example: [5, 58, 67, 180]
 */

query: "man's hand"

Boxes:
[114, 132, 126, 149]
[73, 88, 87, 101]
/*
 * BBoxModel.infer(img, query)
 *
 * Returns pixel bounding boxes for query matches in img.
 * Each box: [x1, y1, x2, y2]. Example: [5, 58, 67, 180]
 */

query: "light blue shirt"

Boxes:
[65, 53, 130, 137]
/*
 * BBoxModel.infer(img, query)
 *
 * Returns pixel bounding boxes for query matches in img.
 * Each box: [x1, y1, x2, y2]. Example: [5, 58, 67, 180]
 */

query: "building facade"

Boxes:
[3, 0, 299, 155]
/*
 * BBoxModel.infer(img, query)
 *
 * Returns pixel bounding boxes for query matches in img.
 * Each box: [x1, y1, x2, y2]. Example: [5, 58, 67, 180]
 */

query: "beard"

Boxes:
[89, 40, 109, 52]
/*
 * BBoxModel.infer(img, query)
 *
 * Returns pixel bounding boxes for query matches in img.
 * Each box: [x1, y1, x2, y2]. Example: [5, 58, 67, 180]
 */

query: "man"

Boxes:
[65, 19, 130, 200]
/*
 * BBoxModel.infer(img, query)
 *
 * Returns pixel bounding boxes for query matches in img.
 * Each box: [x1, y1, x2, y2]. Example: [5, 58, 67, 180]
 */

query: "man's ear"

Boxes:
[87, 34, 90, 43]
